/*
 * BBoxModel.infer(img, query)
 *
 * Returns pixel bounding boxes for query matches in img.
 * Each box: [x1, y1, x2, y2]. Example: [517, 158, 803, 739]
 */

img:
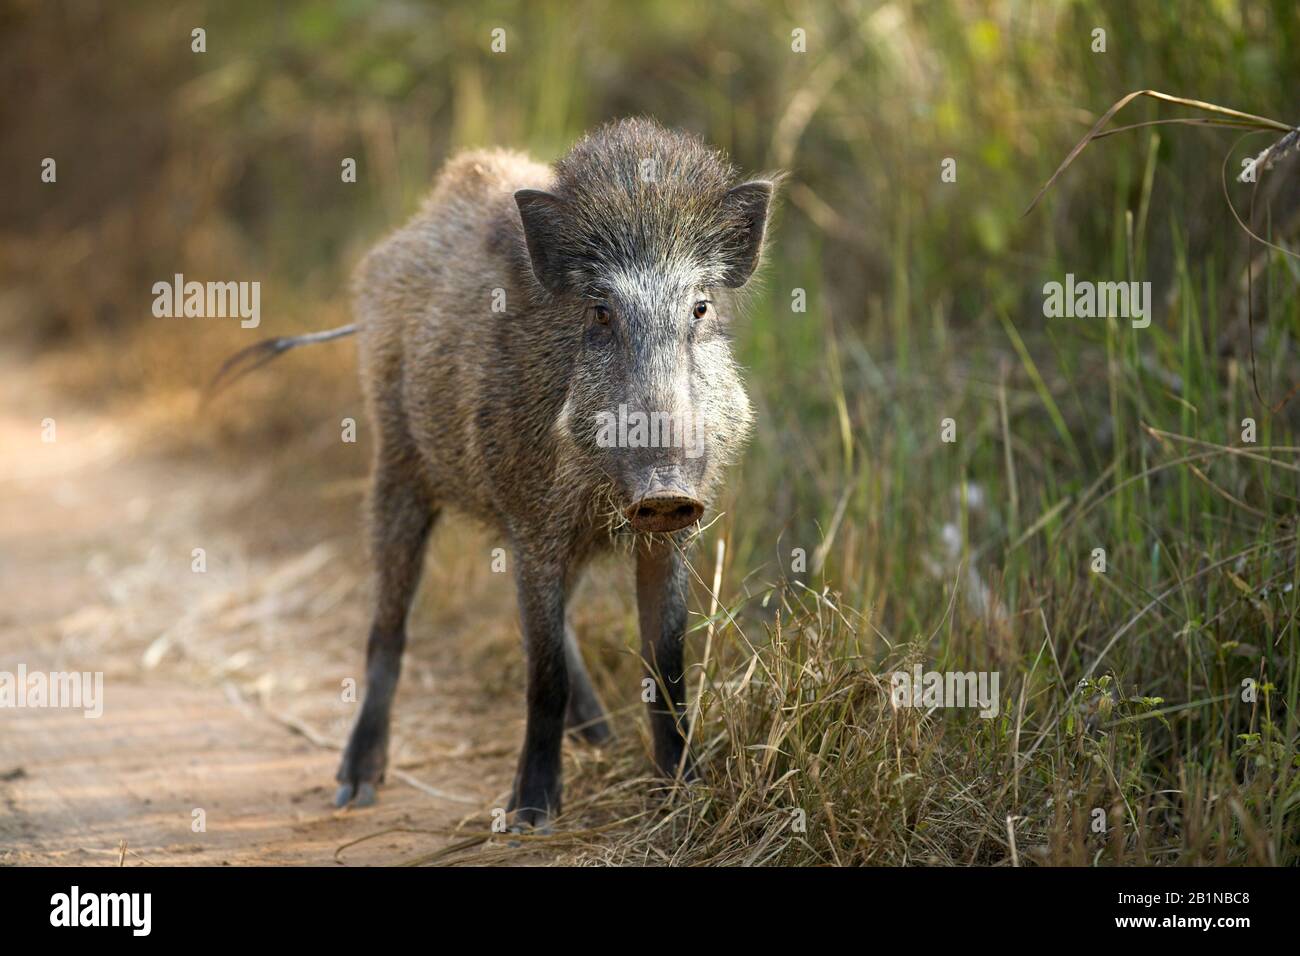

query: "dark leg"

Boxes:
[564, 621, 612, 744]
[507, 556, 569, 830]
[334, 458, 436, 807]
[636, 542, 693, 778]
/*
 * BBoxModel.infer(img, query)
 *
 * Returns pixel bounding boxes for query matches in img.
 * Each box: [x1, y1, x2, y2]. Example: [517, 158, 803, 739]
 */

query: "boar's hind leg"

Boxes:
[508, 557, 569, 830]
[564, 620, 612, 744]
[636, 542, 694, 780]
[334, 460, 437, 808]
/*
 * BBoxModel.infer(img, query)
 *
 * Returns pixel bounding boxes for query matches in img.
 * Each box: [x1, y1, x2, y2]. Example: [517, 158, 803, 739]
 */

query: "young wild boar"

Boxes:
[219, 118, 777, 829]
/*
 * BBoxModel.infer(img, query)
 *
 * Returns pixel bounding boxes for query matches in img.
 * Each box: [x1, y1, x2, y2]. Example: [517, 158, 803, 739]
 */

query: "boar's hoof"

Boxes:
[333, 780, 379, 809]
[508, 803, 554, 835]
[508, 817, 554, 840]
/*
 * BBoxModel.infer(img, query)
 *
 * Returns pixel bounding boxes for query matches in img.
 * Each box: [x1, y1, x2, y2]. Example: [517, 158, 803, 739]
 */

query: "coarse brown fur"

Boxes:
[333, 118, 778, 828]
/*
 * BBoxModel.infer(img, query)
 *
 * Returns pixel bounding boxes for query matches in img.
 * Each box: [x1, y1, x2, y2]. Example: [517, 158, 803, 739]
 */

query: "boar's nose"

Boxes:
[625, 473, 705, 533]
[625, 492, 704, 533]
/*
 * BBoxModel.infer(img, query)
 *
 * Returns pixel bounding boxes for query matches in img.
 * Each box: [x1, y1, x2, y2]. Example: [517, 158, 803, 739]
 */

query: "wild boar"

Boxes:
[215, 118, 777, 829]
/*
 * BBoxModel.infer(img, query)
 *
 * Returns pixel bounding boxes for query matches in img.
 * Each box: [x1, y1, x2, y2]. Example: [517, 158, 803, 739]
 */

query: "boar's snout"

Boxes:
[625, 492, 704, 533]
[624, 469, 704, 533]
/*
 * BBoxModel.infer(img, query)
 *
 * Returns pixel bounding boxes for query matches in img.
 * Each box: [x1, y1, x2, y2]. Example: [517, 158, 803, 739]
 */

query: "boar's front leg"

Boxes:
[508, 555, 569, 830]
[636, 541, 694, 779]
[335, 457, 437, 808]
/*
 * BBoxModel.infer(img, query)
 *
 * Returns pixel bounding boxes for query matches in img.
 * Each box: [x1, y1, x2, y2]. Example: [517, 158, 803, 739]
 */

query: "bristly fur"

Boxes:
[326, 117, 779, 825]
[548, 118, 753, 292]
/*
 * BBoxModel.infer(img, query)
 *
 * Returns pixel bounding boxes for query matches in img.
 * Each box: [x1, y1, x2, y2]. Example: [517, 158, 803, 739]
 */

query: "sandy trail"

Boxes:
[0, 355, 545, 866]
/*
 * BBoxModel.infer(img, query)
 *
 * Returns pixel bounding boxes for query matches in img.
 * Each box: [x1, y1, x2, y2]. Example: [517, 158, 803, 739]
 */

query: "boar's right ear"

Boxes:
[514, 188, 570, 294]
[718, 180, 775, 288]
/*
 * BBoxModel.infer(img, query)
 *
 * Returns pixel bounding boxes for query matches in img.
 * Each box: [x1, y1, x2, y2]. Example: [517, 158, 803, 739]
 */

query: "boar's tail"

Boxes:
[205, 323, 358, 402]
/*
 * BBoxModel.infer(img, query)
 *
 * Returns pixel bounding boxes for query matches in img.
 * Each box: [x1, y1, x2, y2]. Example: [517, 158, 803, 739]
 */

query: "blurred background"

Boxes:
[2, 0, 1297, 864]
[9, 1, 1300, 347]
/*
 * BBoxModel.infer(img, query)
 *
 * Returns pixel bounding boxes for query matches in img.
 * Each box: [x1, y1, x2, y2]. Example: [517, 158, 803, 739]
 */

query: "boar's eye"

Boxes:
[692, 301, 711, 320]
[592, 304, 612, 325]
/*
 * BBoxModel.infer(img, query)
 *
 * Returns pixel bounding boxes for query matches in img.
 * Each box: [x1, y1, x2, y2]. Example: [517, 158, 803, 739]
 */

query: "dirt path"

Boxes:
[0, 356, 546, 866]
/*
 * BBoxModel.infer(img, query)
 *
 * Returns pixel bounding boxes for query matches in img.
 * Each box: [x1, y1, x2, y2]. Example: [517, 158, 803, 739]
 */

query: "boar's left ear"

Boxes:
[718, 180, 775, 288]
[514, 188, 571, 294]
